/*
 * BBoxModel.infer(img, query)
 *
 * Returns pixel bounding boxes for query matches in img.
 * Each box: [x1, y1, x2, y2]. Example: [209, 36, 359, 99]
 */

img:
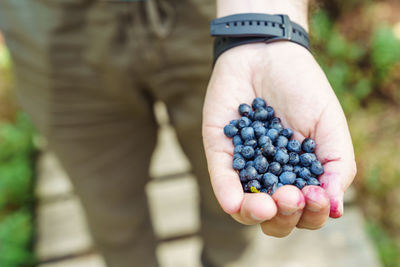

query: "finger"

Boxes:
[313, 99, 357, 218]
[202, 73, 256, 215]
[260, 185, 305, 237]
[203, 140, 244, 215]
[297, 186, 330, 229]
[231, 192, 277, 225]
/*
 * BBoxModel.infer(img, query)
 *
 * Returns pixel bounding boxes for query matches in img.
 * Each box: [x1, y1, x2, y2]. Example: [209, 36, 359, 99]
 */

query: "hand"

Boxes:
[202, 41, 357, 237]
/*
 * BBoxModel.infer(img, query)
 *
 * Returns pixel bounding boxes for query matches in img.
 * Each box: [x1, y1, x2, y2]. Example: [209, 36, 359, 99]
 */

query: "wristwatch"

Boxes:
[210, 13, 311, 64]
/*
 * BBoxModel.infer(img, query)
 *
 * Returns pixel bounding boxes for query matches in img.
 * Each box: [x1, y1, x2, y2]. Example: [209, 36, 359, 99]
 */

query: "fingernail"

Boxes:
[279, 209, 297, 216]
[330, 199, 343, 218]
[306, 201, 323, 212]
[250, 213, 264, 221]
[303, 186, 327, 212]
[278, 202, 299, 216]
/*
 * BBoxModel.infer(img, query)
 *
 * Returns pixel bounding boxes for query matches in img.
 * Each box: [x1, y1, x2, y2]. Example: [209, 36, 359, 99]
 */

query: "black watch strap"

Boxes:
[210, 13, 310, 64]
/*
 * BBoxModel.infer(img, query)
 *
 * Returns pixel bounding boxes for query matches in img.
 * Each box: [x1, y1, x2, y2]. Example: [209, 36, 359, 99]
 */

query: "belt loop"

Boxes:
[144, 0, 175, 39]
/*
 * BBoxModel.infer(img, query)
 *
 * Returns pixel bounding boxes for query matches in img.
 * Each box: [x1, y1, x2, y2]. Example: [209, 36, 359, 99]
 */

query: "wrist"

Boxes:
[217, 0, 310, 31]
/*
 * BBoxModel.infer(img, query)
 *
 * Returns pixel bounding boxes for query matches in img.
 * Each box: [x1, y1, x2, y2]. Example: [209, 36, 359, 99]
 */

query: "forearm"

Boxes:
[216, 0, 310, 31]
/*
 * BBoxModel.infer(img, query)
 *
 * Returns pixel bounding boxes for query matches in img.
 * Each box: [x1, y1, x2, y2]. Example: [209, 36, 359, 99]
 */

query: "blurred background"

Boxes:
[0, 0, 399, 266]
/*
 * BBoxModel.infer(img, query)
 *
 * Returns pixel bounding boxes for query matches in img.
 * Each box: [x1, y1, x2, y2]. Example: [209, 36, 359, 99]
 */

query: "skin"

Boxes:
[202, 39, 357, 236]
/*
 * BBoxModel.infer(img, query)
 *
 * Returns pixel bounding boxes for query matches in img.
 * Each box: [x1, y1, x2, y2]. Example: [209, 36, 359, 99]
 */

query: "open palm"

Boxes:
[202, 42, 356, 237]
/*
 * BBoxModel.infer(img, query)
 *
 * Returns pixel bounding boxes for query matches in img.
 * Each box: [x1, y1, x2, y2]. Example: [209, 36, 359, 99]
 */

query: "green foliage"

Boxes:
[366, 221, 400, 267]
[310, 10, 333, 43]
[0, 42, 11, 69]
[310, 10, 369, 114]
[0, 113, 35, 162]
[0, 209, 35, 267]
[312, 7, 400, 264]
[310, 8, 400, 114]
[370, 26, 400, 81]
[0, 155, 33, 208]
[0, 112, 36, 267]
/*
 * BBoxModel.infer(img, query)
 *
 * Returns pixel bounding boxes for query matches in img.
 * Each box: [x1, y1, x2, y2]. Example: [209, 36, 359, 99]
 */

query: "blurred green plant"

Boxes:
[0, 113, 36, 267]
[366, 221, 400, 267]
[0, 41, 11, 69]
[311, 5, 400, 266]
[311, 10, 370, 114]
[0, 209, 35, 267]
[311, 9, 400, 113]
[370, 26, 400, 82]
[0, 42, 37, 267]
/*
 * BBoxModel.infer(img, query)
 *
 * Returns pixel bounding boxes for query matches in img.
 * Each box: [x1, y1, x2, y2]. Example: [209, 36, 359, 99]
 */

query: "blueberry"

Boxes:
[274, 149, 289, 165]
[252, 97, 266, 110]
[269, 184, 277, 195]
[241, 127, 255, 141]
[282, 164, 294, 172]
[254, 108, 269, 121]
[248, 111, 255, 121]
[239, 169, 248, 183]
[264, 121, 270, 128]
[254, 155, 269, 174]
[265, 106, 274, 120]
[300, 153, 314, 167]
[243, 183, 250, 192]
[233, 145, 244, 154]
[233, 153, 243, 160]
[241, 146, 255, 159]
[262, 172, 278, 188]
[302, 138, 316, 153]
[294, 178, 307, 189]
[298, 167, 312, 179]
[245, 160, 254, 168]
[254, 126, 267, 138]
[293, 165, 302, 175]
[280, 128, 293, 139]
[255, 173, 263, 181]
[280, 147, 288, 154]
[288, 152, 300, 165]
[310, 161, 324, 175]
[270, 118, 283, 130]
[246, 166, 258, 180]
[238, 104, 252, 116]
[270, 120, 283, 131]
[232, 135, 243, 146]
[232, 157, 246, 170]
[254, 148, 263, 156]
[260, 188, 269, 194]
[271, 182, 284, 194]
[275, 135, 288, 148]
[247, 179, 262, 191]
[271, 117, 281, 123]
[223, 124, 238, 138]
[237, 117, 252, 128]
[267, 128, 279, 142]
[306, 177, 321, 186]
[309, 153, 317, 162]
[287, 140, 301, 153]
[244, 139, 257, 148]
[268, 162, 282, 176]
[251, 121, 264, 128]
[229, 120, 238, 127]
[262, 144, 276, 158]
[258, 135, 272, 147]
[279, 171, 296, 185]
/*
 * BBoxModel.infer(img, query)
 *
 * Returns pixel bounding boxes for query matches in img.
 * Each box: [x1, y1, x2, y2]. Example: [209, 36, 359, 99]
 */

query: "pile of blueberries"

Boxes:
[223, 98, 324, 195]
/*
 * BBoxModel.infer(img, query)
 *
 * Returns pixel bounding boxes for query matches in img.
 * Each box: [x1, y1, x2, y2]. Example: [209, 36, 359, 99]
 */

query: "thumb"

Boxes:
[314, 100, 357, 218]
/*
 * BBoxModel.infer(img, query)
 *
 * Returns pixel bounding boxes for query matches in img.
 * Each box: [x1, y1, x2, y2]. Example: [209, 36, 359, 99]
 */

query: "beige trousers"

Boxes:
[0, 1, 251, 266]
